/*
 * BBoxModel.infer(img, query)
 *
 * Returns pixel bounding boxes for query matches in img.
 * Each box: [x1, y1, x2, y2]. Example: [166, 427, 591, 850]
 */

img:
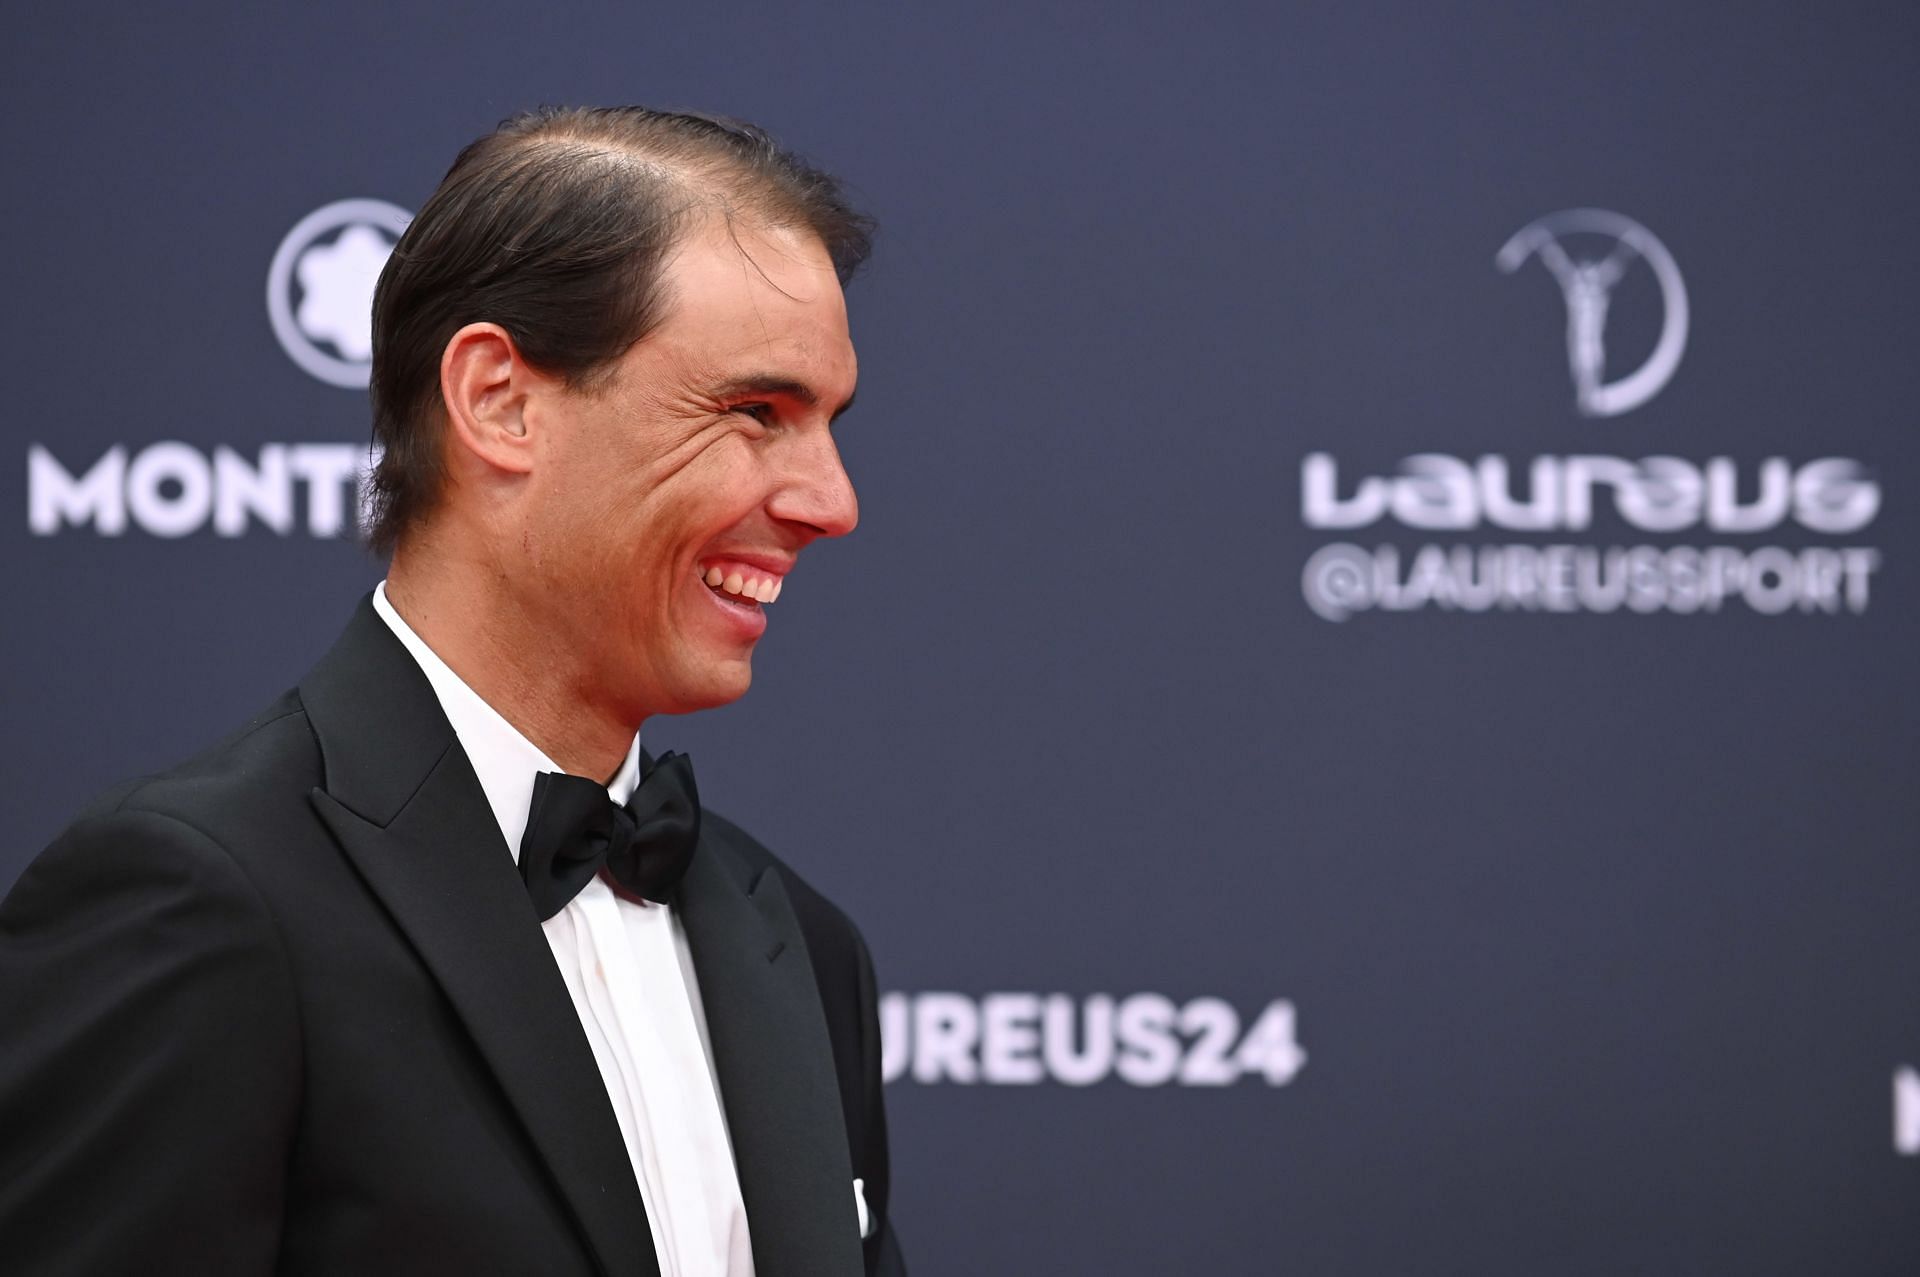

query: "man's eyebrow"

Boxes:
[713, 375, 857, 421]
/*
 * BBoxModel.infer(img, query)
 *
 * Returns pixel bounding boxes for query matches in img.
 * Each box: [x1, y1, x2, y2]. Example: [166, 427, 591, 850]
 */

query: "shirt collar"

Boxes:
[372, 581, 641, 864]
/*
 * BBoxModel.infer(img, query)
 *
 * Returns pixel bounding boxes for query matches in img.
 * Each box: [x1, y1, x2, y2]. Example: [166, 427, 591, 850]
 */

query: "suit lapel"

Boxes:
[676, 838, 864, 1277]
[300, 599, 660, 1277]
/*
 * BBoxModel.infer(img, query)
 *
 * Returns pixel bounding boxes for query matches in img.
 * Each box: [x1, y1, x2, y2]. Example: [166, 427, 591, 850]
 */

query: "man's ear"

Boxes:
[439, 322, 542, 476]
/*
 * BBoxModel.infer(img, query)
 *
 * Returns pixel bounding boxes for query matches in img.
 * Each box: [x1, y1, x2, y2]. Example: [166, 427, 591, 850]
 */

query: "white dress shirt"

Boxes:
[373, 583, 754, 1277]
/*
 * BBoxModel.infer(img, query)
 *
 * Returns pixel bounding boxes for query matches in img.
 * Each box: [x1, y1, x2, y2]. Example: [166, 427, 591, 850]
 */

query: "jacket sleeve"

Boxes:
[0, 804, 301, 1275]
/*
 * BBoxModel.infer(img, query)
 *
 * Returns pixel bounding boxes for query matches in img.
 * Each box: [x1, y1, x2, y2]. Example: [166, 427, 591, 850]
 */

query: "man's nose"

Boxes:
[768, 429, 859, 539]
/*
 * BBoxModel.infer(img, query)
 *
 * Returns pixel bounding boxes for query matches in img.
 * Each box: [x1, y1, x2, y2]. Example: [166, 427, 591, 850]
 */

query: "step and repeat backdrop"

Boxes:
[4, 3, 1916, 1273]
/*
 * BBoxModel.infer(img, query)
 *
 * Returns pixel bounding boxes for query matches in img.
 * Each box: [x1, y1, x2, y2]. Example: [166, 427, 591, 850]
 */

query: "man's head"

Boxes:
[369, 107, 871, 722]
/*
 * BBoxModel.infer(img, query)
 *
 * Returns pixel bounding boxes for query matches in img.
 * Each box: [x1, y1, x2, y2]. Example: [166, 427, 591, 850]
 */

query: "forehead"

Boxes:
[645, 215, 856, 394]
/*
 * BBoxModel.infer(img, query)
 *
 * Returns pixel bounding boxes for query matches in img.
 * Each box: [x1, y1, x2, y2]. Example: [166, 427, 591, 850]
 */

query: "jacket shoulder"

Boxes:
[700, 807, 869, 960]
[28, 683, 328, 902]
[60, 687, 324, 861]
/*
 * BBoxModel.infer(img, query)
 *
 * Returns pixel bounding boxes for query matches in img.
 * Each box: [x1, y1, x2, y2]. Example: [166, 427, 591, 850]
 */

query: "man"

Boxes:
[0, 107, 904, 1277]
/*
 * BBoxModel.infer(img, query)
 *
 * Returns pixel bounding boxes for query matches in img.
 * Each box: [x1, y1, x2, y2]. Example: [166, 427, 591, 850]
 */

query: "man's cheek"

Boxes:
[651, 482, 734, 547]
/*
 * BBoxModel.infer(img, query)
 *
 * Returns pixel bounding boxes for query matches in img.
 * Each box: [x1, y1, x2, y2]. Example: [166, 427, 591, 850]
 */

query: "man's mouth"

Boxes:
[700, 560, 784, 608]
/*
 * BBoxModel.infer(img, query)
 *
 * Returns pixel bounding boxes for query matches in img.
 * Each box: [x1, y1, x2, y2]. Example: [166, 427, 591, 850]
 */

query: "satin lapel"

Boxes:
[300, 599, 659, 1277]
[676, 839, 863, 1277]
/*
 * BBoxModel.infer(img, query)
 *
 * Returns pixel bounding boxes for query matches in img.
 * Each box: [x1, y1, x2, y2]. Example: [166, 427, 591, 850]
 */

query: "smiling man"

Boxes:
[0, 108, 902, 1277]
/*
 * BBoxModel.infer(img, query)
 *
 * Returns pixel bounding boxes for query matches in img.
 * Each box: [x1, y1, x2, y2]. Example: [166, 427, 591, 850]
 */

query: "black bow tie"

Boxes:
[517, 751, 701, 920]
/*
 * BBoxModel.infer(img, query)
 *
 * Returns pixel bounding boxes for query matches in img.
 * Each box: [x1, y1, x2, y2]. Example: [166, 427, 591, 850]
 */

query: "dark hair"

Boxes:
[365, 106, 875, 554]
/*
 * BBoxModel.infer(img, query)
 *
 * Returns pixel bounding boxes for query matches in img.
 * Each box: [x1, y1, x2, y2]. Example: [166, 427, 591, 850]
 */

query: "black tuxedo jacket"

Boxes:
[0, 599, 905, 1276]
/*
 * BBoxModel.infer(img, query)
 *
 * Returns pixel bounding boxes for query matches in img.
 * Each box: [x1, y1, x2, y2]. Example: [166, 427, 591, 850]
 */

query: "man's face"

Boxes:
[515, 216, 859, 721]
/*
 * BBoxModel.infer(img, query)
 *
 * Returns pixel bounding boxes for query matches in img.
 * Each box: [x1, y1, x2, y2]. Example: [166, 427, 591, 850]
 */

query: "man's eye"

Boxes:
[733, 402, 775, 424]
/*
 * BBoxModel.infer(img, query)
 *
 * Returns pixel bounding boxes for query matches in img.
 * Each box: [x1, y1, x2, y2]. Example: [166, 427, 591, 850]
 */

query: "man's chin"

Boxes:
[658, 659, 754, 716]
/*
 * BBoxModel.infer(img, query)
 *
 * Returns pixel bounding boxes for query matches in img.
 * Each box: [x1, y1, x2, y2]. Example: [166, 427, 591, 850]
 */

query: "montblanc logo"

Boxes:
[1496, 208, 1689, 418]
[266, 198, 412, 388]
[24, 197, 407, 540]
[27, 442, 378, 538]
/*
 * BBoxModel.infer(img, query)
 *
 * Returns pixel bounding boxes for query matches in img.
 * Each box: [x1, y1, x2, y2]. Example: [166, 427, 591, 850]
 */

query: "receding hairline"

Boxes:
[493, 127, 828, 239]
[520, 132, 847, 332]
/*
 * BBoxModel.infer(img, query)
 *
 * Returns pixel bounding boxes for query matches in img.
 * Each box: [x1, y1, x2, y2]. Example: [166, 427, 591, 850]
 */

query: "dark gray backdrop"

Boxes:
[5, 3, 1916, 1273]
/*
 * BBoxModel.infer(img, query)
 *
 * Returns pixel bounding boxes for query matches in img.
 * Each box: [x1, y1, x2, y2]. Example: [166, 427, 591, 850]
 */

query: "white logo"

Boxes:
[1296, 210, 1883, 622]
[879, 992, 1305, 1088]
[1301, 453, 1880, 536]
[27, 442, 378, 538]
[1898, 1066, 1920, 1155]
[266, 198, 412, 388]
[1497, 209, 1689, 417]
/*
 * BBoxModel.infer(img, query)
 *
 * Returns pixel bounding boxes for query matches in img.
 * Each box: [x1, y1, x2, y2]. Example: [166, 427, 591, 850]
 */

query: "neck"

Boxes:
[386, 533, 638, 781]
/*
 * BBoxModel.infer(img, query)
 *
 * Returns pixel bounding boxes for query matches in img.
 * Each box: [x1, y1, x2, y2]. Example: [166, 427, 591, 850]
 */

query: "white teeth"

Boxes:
[704, 564, 785, 604]
[770, 578, 782, 602]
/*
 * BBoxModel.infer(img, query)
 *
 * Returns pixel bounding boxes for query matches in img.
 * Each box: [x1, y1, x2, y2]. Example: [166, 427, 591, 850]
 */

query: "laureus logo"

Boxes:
[266, 198, 413, 388]
[1497, 209, 1688, 418]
